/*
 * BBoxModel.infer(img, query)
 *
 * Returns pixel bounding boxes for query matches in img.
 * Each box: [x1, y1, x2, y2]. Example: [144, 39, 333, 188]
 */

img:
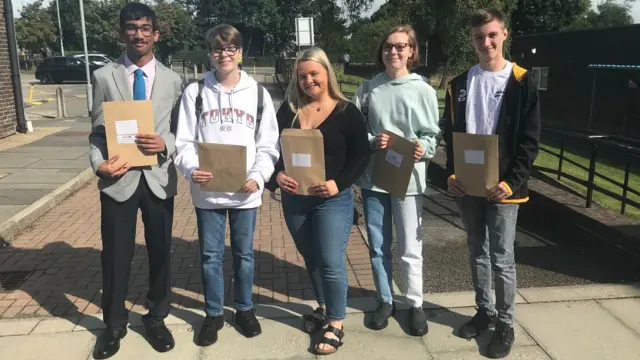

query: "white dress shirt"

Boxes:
[124, 55, 156, 100]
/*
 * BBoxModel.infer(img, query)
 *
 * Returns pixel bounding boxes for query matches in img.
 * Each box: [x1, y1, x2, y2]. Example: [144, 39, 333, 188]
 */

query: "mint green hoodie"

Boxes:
[352, 72, 440, 196]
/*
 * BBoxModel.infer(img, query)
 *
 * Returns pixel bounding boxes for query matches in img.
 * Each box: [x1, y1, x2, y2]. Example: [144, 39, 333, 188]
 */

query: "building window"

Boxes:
[532, 67, 549, 91]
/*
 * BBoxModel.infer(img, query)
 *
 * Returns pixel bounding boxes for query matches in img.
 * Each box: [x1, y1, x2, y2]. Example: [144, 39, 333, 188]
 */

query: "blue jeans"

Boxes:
[195, 207, 257, 316]
[362, 189, 424, 307]
[456, 196, 519, 326]
[281, 188, 354, 321]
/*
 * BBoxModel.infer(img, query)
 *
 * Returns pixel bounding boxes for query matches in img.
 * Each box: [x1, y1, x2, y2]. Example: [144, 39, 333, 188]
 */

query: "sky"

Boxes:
[11, 0, 640, 23]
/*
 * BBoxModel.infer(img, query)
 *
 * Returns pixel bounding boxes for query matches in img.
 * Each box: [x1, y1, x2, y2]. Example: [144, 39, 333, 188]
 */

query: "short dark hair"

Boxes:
[470, 8, 505, 28]
[205, 24, 243, 51]
[119, 2, 158, 30]
[375, 25, 420, 69]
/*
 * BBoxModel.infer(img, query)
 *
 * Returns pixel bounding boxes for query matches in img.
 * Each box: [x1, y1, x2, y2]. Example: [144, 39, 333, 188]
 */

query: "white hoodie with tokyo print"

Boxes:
[174, 70, 280, 209]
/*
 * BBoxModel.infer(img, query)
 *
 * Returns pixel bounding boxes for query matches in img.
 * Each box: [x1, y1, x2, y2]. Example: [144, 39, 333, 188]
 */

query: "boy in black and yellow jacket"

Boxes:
[442, 8, 540, 359]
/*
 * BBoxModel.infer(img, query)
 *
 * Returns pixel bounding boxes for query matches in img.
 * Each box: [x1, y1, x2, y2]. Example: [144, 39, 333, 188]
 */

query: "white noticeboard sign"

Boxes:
[295, 17, 314, 47]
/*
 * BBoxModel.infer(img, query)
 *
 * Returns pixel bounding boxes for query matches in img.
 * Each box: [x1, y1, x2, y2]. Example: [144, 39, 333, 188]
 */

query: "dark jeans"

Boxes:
[195, 207, 257, 316]
[281, 188, 354, 321]
[100, 177, 173, 328]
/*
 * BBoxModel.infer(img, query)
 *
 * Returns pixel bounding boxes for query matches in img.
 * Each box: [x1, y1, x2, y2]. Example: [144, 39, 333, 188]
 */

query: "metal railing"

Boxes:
[535, 127, 640, 215]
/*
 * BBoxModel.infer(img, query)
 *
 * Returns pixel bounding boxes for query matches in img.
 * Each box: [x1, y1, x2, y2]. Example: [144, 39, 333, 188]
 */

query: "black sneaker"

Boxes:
[409, 307, 428, 336]
[487, 322, 515, 359]
[235, 308, 262, 338]
[458, 310, 496, 339]
[198, 315, 225, 346]
[368, 301, 396, 330]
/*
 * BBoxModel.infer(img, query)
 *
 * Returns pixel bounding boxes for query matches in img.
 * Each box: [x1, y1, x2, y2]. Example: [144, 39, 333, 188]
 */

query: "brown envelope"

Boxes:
[103, 100, 158, 167]
[280, 129, 326, 195]
[198, 143, 247, 193]
[371, 130, 416, 200]
[452, 132, 499, 197]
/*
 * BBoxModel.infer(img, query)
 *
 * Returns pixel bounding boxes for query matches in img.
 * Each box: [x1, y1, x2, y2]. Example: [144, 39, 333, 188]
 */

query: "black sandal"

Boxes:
[302, 307, 327, 334]
[315, 325, 344, 355]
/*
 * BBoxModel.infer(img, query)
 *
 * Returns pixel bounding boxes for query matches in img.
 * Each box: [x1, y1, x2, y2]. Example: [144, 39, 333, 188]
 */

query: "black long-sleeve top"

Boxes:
[268, 101, 371, 192]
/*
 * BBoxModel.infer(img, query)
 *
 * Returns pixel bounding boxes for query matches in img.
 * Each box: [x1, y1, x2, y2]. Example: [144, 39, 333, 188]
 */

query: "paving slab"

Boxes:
[0, 189, 52, 205]
[0, 331, 94, 360]
[422, 291, 528, 310]
[0, 155, 41, 168]
[106, 324, 201, 360]
[0, 151, 89, 160]
[2, 146, 89, 154]
[31, 316, 81, 334]
[431, 346, 551, 360]
[200, 316, 315, 360]
[0, 318, 41, 336]
[328, 312, 431, 360]
[423, 307, 535, 355]
[516, 300, 640, 360]
[518, 283, 640, 303]
[598, 298, 640, 335]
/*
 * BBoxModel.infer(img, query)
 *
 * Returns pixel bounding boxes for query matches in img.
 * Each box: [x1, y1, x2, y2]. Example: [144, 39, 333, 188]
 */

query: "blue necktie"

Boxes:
[133, 69, 145, 100]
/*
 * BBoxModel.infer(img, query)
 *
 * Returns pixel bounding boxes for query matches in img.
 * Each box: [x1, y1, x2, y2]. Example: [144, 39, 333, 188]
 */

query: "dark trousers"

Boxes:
[100, 176, 174, 328]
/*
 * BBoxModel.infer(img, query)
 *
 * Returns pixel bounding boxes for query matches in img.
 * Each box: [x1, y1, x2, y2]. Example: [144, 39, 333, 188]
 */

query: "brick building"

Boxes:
[0, 4, 17, 139]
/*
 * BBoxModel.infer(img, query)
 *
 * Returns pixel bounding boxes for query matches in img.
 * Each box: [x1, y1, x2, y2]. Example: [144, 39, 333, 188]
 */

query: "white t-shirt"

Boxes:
[465, 61, 513, 135]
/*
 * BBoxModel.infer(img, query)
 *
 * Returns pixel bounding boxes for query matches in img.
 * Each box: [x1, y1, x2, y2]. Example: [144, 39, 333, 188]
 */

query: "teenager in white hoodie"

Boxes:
[174, 24, 279, 347]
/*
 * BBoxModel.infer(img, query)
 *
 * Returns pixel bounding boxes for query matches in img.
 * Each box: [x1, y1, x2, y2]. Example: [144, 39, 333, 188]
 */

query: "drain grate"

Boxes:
[0, 271, 32, 292]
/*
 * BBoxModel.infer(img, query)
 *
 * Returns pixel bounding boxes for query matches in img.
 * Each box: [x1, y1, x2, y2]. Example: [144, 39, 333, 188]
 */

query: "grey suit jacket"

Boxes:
[88, 55, 183, 203]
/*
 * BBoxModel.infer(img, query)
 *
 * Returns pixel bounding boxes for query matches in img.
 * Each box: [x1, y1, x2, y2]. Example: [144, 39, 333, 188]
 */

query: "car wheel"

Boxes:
[40, 73, 53, 84]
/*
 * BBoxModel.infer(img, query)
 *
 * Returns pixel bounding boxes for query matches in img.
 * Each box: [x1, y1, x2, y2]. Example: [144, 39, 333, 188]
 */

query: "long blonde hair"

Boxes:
[285, 47, 349, 125]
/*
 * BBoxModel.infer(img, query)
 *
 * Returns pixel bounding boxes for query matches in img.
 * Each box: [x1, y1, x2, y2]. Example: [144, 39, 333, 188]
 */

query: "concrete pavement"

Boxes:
[1, 284, 640, 359]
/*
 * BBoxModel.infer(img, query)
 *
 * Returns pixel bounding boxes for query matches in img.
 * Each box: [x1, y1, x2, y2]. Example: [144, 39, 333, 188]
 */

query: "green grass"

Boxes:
[534, 144, 640, 219]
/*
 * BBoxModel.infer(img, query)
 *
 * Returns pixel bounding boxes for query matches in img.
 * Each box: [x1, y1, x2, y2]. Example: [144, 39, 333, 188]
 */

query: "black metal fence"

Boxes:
[535, 127, 640, 215]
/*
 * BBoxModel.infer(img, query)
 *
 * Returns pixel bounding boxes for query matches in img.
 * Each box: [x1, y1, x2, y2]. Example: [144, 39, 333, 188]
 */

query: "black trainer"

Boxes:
[368, 301, 395, 330]
[235, 308, 262, 338]
[458, 310, 496, 339]
[409, 307, 428, 336]
[198, 315, 225, 346]
[487, 322, 515, 359]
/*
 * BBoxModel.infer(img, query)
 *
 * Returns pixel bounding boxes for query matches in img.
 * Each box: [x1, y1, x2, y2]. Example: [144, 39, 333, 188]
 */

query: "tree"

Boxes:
[312, 0, 350, 58]
[350, 17, 401, 63]
[154, 0, 199, 60]
[15, 0, 57, 53]
[569, 0, 635, 29]
[511, 0, 590, 35]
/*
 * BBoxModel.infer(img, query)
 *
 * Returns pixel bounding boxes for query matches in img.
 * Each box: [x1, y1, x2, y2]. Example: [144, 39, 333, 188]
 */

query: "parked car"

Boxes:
[35, 56, 102, 84]
[73, 53, 114, 66]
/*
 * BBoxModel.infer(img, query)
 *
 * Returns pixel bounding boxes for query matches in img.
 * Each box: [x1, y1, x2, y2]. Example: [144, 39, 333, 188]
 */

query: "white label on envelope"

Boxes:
[464, 150, 485, 165]
[115, 120, 138, 144]
[385, 149, 403, 168]
[292, 153, 311, 167]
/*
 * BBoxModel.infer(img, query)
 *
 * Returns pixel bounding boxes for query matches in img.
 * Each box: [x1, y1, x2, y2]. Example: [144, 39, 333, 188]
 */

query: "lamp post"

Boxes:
[55, 0, 64, 56]
[78, 0, 92, 114]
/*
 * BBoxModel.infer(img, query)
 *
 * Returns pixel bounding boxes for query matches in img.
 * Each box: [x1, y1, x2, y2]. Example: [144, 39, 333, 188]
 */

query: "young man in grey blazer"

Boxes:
[88, 3, 182, 359]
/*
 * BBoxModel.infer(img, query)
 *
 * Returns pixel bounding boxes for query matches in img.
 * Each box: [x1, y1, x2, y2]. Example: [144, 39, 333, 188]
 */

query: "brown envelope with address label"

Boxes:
[280, 129, 326, 195]
[452, 132, 499, 197]
[371, 130, 416, 200]
[104, 100, 158, 167]
[198, 143, 247, 193]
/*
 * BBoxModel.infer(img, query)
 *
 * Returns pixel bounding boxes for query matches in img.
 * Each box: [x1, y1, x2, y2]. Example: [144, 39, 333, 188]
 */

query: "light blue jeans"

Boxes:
[195, 207, 257, 316]
[456, 196, 519, 326]
[281, 188, 354, 321]
[362, 189, 425, 308]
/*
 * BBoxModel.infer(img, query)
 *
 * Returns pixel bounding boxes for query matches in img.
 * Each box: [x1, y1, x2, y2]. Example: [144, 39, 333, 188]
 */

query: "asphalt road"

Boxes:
[390, 174, 640, 294]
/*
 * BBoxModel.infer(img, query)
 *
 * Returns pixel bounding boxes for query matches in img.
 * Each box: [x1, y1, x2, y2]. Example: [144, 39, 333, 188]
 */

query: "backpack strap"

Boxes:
[193, 79, 205, 142]
[255, 83, 264, 139]
[361, 80, 371, 124]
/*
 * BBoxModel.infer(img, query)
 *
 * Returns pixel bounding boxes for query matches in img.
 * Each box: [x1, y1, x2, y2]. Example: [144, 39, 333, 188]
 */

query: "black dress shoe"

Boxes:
[145, 323, 175, 353]
[369, 302, 396, 330]
[409, 307, 429, 336]
[93, 327, 127, 360]
[198, 315, 225, 346]
[235, 308, 262, 338]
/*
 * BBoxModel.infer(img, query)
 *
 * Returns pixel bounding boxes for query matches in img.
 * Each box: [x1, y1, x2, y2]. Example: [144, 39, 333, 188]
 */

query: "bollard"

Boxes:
[56, 87, 67, 118]
[28, 85, 33, 104]
[194, 64, 198, 80]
